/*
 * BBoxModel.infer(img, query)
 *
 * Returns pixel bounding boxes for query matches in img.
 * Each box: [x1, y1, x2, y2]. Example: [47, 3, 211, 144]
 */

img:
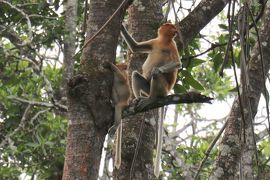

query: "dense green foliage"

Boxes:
[0, 1, 269, 179]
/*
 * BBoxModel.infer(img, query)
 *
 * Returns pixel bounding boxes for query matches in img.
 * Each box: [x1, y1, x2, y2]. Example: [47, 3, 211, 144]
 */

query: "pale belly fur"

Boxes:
[142, 49, 178, 80]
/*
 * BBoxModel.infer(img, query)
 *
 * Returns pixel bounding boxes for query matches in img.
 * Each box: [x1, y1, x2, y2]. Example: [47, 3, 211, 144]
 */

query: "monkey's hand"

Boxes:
[151, 67, 162, 77]
[157, 61, 182, 74]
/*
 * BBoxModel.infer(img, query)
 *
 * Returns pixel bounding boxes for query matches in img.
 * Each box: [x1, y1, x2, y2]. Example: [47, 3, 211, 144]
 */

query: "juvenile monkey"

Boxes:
[106, 62, 131, 169]
[120, 23, 181, 177]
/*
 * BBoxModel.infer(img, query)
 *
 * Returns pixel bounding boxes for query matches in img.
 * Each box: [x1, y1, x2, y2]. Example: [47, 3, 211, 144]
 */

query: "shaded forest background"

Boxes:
[0, 0, 270, 179]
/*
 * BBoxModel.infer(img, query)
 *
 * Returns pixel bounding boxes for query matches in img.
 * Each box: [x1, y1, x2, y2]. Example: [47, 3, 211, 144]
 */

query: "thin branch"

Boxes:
[168, 122, 192, 138]
[0, 0, 33, 43]
[247, 3, 270, 135]
[7, 96, 67, 111]
[0, 105, 31, 148]
[182, 39, 238, 61]
[0, 107, 50, 149]
[194, 119, 228, 179]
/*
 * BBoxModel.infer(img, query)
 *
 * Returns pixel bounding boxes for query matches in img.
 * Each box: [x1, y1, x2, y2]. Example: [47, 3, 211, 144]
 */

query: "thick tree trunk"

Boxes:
[62, 1, 131, 179]
[210, 1, 270, 179]
[113, 1, 163, 179]
[61, 0, 233, 179]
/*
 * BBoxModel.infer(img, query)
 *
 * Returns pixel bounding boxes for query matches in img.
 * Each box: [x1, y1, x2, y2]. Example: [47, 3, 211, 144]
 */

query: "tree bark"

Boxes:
[61, 0, 234, 178]
[177, 0, 229, 48]
[62, 0, 131, 179]
[61, 0, 78, 98]
[210, 1, 270, 179]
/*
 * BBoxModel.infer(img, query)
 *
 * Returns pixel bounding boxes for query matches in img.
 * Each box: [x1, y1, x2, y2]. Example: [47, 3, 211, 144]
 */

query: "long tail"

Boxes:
[154, 107, 164, 177]
[114, 105, 122, 169]
[115, 119, 122, 169]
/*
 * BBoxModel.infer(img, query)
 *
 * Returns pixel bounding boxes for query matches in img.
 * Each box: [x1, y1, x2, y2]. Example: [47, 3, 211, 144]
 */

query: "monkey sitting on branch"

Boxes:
[120, 23, 182, 177]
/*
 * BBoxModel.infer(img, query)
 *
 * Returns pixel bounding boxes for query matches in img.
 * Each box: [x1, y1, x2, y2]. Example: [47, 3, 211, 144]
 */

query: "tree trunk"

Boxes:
[62, 1, 131, 179]
[61, 0, 78, 98]
[113, 0, 163, 179]
[61, 0, 234, 178]
[210, 1, 270, 179]
[178, 0, 229, 48]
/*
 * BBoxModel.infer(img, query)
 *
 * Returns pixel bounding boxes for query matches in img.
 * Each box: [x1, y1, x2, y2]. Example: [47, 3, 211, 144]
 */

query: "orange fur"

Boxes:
[142, 23, 180, 95]
[120, 23, 181, 178]
[108, 62, 131, 169]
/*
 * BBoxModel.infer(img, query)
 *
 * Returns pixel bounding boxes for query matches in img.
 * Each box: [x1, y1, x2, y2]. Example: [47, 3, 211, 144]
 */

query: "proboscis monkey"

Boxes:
[120, 23, 181, 177]
[106, 62, 131, 169]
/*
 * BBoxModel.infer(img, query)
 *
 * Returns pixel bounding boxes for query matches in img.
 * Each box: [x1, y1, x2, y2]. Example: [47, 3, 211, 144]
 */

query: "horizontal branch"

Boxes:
[8, 96, 67, 111]
[122, 92, 213, 118]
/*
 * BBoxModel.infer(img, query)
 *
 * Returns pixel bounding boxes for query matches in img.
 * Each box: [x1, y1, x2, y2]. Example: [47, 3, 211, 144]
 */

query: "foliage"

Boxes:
[0, 0, 269, 179]
[0, 1, 70, 178]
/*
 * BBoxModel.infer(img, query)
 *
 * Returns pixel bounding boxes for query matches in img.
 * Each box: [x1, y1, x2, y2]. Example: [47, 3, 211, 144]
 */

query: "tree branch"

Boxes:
[123, 92, 213, 118]
[0, 0, 33, 43]
[8, 96, 67, 111]
[177, 0, 229, 49]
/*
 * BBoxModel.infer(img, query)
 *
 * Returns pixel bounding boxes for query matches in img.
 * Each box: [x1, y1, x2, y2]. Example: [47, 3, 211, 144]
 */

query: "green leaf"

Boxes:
[25, 142, 39, 148]
[187, 58, 205, 69]
[181, 70, 204, 91]
[174, 84, 187, 93]
[212, 53, 223, 72]
[218, 24, 228, 30]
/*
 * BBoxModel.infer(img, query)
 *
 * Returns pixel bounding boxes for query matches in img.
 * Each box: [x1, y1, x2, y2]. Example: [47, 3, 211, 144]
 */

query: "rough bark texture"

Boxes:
[177, 0, 229, 48]
[61, 0, 233, 179]
[62, 0, 131, 179]
[61, 0, 78, 98]
[113, 1, 163, 179]
[122, 92, 213, 117]
[210, 1, 270, 179]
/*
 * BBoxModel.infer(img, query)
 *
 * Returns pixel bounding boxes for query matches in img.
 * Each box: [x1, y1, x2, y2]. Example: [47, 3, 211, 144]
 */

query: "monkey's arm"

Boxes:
[152, 61, 182, 75]
[106, 62, 126, 82]
[120, 24, 152, 53]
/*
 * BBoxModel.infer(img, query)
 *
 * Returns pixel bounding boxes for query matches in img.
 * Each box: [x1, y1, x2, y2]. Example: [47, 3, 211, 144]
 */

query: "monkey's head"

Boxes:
[158, 23, 178, 39]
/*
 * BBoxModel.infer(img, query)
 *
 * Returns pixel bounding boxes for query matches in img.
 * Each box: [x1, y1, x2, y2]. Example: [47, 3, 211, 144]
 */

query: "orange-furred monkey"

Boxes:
[121, 23, 181, 177]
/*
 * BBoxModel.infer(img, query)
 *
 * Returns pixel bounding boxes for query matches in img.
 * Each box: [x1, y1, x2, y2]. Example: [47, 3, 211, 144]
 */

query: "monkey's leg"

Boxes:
[136, 71, 167, 111]
[150, 68, 168, 97]
[132, 71, 150, 99]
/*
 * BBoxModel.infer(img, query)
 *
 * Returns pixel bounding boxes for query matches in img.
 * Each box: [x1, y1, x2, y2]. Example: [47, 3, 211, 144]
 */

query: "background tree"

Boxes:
[0, 0, 269, 179]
